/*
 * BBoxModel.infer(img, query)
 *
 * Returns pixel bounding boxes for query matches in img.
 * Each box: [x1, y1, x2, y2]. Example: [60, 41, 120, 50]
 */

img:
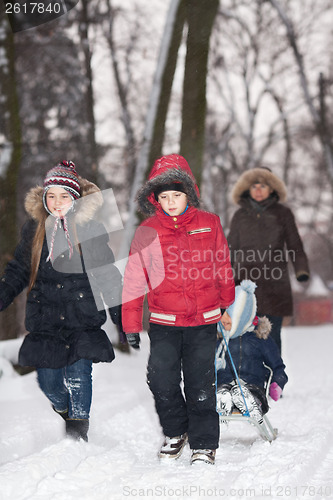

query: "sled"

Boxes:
[218, 365, 278, 442]
[217, 322, 278, 443]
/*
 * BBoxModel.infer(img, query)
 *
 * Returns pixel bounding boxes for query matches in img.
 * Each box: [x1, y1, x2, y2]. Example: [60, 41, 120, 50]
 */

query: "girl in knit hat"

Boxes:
[216, 280, 288, 424]
[0, 161, 123, 442]
[122, 154, 235, 465]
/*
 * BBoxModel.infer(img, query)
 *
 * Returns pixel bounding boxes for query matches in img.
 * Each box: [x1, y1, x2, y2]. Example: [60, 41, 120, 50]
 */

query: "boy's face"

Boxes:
[46, 186, 73, 217]
[158, 190, 188, 216]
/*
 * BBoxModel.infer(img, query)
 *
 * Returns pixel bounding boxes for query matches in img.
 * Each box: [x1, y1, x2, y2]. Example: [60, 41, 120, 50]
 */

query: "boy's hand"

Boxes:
[221, 310, 232, 331]
[126, 333, 141, 349]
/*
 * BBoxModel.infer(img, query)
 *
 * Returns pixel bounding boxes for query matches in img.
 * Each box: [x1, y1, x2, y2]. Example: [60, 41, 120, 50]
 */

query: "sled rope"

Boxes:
[218, 321, 250, 417]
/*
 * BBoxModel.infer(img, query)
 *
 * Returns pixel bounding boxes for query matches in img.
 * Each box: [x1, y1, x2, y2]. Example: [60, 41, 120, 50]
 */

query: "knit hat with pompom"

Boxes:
[225, 280, 257, 338]
[43, 160, 81, 210]
[43, 160, 80, 261]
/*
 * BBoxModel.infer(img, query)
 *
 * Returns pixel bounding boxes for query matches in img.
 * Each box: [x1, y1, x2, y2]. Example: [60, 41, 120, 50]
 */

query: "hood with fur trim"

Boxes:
[136, 154, 200, 216]
[24, 177, 103, 225]
[253, 315, 272, 340]
[231, 167, 287, 205]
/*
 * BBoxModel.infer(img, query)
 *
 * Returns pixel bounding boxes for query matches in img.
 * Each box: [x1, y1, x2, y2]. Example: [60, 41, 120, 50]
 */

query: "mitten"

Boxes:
[126, 333, 140, 349]
[269, 382, 283, 401]
[108, 305, 122, 326]
[296, 272, 309, 282]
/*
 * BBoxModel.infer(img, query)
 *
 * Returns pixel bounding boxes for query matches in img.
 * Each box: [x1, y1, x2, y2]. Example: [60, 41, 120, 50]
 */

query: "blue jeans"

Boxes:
[37, 359, 93, 419]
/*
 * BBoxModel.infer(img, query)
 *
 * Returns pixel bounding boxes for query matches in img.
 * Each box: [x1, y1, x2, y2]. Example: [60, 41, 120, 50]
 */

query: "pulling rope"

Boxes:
[218, 321, 250, 417]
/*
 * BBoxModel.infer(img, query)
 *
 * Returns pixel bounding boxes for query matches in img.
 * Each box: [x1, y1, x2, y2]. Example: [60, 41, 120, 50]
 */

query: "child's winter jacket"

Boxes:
[216, 320, 288, 390]
[122, 154, 235, 333]
[0, 178, 122, 369]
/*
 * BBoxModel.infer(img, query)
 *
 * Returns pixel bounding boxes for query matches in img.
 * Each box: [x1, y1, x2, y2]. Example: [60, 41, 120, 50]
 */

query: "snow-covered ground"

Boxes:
[0, 324, 332, 500]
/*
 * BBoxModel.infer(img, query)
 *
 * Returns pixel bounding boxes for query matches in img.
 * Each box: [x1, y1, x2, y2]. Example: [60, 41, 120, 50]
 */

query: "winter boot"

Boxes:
[216, 387, 233, 417]
[231, 384, 263, 424]
[52, 405, 69, 421]
[158, 433, 188, 460]
[191, 449, 216, 465]
[66, 419, 89, 442]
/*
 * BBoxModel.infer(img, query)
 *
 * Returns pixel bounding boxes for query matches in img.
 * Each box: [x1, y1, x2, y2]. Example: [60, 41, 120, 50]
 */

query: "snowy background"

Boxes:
[0, 322, 332, 500]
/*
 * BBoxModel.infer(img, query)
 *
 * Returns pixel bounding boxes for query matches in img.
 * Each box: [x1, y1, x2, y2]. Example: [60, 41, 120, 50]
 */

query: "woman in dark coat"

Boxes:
[0, 161, 122, 441]
[228, 167, 310, 353]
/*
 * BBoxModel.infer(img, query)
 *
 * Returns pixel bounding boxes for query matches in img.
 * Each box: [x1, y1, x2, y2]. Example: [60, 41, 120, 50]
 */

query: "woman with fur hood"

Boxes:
[216, 280, 288, 424]
[228, 167, 310, 354]
[0, 161, 122, 442]
[122, 154, 235, 466]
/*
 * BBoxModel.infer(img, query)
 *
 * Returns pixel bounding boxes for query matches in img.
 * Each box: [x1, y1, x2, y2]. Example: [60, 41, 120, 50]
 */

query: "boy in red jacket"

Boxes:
[122, 154, 235, 465]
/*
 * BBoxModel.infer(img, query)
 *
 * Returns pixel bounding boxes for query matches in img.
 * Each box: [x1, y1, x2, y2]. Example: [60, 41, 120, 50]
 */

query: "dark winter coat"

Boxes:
[122, 154, 235, 333]
[216, 322, 288, 390]
[0, 178, 122, 368]
[228, 168, 310, 316]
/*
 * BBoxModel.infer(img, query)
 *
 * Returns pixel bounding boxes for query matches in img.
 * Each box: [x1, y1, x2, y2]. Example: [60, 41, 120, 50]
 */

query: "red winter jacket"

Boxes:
[122, 154, 235, 333]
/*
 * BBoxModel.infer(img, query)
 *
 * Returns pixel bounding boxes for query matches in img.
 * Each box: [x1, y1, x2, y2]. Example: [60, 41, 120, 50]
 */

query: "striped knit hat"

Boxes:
[43, 160, 81, 202]
[43, 160, 80, 262]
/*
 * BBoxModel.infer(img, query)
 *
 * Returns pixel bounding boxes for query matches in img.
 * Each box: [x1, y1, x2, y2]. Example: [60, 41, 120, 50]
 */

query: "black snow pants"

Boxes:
[147, 322, 219, 450]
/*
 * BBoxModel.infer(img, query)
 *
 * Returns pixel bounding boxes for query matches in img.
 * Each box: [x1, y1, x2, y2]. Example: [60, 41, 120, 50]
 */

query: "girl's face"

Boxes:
[249, 183, 273, 202]
[46, 186, 73, 217]
[158, 190, 188, 216]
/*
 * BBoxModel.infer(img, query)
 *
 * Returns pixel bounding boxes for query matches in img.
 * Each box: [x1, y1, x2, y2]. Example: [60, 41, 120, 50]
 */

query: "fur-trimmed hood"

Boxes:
[253, 316, 272, 340]
[231, 167, 287, 205]
[136, 154, 200, 216]
[24, 176, 103, 225]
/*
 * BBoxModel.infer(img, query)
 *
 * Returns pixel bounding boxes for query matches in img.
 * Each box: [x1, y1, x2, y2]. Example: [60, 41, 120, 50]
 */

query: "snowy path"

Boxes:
[0, 325, 332, 500]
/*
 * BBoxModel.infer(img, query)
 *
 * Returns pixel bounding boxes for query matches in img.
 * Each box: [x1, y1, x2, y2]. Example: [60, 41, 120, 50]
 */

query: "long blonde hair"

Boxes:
[28, 211, 48, 293]
[28, 211, 81, 293]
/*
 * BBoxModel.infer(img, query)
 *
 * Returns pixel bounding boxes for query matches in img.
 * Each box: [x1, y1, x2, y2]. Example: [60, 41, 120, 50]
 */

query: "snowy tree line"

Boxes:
[0, 0, 332, 339]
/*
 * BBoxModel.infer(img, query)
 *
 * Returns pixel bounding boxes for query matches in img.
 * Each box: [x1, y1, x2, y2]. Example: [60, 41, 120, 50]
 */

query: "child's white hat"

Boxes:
[226, 280, 257, 338]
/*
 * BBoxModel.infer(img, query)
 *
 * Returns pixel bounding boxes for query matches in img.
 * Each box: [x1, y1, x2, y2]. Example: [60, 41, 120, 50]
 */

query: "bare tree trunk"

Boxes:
[104, 0, 138, 184]
[147, 0, 186, 169]
[268, 0, 333, 187]
[0, 21, 22, 340]
[180, 0, 219, 187]
[119, 0, 184, 256]
[79, 0, 99, 183]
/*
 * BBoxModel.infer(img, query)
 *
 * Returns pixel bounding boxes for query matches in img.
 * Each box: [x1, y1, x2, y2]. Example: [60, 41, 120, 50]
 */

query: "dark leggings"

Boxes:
[147, 323, 219, 450]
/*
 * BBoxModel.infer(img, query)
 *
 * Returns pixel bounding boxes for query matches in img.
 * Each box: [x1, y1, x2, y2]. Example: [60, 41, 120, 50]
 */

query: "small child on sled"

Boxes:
[216, 280, 288, 424]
